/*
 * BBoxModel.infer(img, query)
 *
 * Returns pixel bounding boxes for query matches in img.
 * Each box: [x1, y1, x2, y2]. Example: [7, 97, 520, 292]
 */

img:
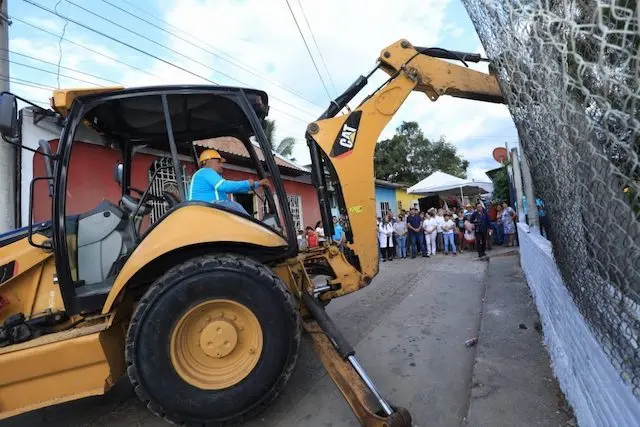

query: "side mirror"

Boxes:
[113, 162, 123, 186]
[0, 93, 17, 138]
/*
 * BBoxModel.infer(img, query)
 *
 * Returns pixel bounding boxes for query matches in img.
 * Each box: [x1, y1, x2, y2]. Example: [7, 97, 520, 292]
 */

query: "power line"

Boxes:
[22, 98, 50, 106]
[22, 1, 314, 124]
[11, 16, 164, 81]
[102, 0, 324, 110]
[5, 58, 106, 87]
[23, 0, 216, 86]
[54, 0, 68, 88]
[64, 0, 318, 118]
[4, 48, 122, 85]
[283, 0, 332, 102]
[295, 0, 337, 95]
[0, 75, 56, 91]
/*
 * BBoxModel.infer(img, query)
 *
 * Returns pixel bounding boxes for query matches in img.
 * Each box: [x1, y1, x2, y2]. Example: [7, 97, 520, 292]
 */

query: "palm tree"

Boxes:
[262, 119, 297, 161]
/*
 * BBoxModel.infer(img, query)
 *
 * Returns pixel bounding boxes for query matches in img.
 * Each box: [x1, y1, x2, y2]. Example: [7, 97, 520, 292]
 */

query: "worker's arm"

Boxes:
[216, 178, 258, 194]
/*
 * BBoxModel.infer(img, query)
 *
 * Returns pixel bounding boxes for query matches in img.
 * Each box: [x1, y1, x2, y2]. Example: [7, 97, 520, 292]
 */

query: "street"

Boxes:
[1, 249, 571, 427]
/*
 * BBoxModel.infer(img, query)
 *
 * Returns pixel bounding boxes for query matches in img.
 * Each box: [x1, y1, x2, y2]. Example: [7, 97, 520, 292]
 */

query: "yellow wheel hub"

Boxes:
[170, 299, 263, 390]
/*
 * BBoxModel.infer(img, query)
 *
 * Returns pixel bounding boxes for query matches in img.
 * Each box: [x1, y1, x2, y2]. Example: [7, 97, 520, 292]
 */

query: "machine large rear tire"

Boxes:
[125, 254, 301, 426]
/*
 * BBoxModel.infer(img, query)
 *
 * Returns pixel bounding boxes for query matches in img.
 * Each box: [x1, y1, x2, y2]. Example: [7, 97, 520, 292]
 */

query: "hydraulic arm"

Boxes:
[307, 39, 504, 296]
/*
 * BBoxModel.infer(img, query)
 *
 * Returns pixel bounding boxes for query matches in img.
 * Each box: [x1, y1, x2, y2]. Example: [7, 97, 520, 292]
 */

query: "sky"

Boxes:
[8, 0, 518, 181]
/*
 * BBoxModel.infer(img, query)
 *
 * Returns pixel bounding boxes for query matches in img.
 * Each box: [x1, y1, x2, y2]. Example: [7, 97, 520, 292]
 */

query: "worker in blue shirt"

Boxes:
[188, 149, 270, 215]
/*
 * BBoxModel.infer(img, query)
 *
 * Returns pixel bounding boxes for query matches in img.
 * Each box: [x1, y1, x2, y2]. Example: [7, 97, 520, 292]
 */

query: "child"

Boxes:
[297, 230, 308, 251]
[442, 212, 457, 255]
[306, 226, 318, 248]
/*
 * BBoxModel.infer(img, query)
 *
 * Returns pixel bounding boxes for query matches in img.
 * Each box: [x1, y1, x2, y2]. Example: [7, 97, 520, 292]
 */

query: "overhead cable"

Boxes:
[103, 0, 323, 109]
[295, 0, 337, 95]
[283, 0, 333, 102]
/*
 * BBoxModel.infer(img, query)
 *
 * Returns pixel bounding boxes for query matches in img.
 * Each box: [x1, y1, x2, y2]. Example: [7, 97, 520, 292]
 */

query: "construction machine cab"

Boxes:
[2, 86, 298, 316]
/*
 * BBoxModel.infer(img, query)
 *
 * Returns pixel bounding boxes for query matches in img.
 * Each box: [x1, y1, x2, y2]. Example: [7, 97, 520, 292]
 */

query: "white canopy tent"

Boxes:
[407, 171, 494, 199]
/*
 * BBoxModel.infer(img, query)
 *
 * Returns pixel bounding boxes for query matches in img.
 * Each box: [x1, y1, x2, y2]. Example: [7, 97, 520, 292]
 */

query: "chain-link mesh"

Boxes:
[462, 0, 640, 396]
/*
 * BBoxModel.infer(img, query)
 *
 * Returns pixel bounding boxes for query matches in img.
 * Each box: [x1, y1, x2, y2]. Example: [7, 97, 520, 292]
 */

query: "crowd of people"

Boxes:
[294, 199, 522, 262]
[377, 200, 518, 261]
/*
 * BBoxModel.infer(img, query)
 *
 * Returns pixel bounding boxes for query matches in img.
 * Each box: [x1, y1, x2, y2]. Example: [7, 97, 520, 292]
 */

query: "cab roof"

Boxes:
[53, 85, 270, 150]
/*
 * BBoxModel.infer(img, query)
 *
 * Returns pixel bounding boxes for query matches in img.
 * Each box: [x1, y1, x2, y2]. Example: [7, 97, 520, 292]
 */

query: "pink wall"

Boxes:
[32, 142, 320, 229]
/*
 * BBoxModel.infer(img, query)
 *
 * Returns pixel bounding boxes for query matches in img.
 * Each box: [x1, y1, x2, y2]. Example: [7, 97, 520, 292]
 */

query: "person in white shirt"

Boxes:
[315, 221, 326, 245]
[423, 210, 438, 257]
[435, 208, 445, 253]
[442, 212, 457, 255]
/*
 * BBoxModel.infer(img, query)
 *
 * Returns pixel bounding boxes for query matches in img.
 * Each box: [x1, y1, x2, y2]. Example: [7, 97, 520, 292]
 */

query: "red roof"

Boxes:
[194, 137, 307, 173]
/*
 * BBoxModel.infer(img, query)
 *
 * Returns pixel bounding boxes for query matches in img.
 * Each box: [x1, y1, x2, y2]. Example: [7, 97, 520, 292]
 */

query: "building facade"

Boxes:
[374, 179, 401, 218]
[395, 187, 418, 213]
[22, 109, 320, 232]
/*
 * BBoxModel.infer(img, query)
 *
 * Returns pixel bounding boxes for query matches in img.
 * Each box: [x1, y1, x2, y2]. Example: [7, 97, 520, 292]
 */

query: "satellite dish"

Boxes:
[492, 147, 508, 163]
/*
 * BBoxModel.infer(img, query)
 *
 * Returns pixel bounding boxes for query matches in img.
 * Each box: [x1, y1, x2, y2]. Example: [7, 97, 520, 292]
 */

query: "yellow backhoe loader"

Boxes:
[0, 40, 502, 426]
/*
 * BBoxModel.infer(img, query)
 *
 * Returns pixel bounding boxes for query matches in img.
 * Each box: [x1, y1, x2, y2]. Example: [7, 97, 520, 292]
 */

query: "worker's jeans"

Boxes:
[396, 235, 407, 258]
[408, 231, 424, 257]
[212, 200, 249, 216]
[443, 233, 456, 254]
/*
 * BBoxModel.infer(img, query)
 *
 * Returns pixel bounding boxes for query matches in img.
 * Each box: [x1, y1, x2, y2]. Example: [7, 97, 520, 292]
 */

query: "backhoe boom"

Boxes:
[307, 39, 504, 297]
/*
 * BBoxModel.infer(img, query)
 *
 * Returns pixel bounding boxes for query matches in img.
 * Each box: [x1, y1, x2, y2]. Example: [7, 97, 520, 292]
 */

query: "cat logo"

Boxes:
[330, 111, 362, 158]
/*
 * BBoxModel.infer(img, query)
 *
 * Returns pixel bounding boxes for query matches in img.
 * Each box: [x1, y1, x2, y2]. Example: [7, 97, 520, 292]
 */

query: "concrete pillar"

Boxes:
[510, 148, 525, 223]
[0, 1, 14, 233]
[521, 151, 539, 229]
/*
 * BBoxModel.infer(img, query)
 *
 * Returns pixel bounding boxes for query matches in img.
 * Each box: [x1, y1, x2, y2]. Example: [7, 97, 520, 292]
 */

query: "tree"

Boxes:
[262, 119, 297, 161]
[263, 119, 276, 147]
[374, 121, 468, 183]
[491, 165, 510, 202]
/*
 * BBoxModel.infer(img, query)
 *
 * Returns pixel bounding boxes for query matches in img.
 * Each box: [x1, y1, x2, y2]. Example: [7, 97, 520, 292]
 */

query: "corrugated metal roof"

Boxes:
[194, 137, 308, 173]
[375, 179, 405, 188]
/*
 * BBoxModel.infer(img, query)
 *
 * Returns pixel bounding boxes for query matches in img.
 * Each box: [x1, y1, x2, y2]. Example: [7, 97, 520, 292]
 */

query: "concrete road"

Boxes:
[1, 249, 569, 427]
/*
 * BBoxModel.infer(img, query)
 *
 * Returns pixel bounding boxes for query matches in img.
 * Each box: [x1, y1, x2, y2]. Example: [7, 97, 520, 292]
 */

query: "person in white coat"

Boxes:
[378, 214, 395, 262]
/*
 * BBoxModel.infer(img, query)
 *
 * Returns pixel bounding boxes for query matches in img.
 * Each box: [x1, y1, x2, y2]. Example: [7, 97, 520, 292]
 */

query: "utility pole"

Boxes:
[0, 0, 13, 233]
[510, 148, 525, 223]
[521, 150, 539, 229]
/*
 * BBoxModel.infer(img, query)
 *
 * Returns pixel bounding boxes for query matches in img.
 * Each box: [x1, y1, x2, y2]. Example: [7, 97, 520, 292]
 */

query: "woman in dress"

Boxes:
[501, 201, 517, 247]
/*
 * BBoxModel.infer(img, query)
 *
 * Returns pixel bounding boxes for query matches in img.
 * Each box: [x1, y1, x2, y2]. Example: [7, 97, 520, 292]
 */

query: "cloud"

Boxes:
[451, 27, 465, 38]
[9, 0, 518, 178]
[24, 17, 61, 33]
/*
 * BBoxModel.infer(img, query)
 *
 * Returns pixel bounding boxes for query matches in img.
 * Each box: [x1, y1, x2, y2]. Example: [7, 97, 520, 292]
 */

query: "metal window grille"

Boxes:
[380, 201, 391, 217]
[148, 157, 190, 224]
[287, 195, 303, 231]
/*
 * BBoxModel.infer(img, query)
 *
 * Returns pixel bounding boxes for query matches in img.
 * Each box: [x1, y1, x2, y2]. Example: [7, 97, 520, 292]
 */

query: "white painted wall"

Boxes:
[518, 223, 640, 427]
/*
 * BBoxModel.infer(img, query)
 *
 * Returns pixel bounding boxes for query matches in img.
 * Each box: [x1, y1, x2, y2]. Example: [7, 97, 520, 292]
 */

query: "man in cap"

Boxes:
[188, 149, 270, 215]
